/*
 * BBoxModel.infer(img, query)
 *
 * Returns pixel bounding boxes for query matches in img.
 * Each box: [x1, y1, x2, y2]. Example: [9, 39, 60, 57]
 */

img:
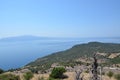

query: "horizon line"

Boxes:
[0, 35, 120, 39]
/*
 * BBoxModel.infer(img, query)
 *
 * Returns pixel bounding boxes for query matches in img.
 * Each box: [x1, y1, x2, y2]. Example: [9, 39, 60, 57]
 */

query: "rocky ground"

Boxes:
[14, 71, 118, 80]
[30, 72, 117, 80]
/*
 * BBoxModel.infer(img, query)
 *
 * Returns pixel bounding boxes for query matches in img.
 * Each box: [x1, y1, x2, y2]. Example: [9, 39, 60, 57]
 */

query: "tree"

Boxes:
[114, 74, 120, 80]
[0, 68, 4, 74]
[50, 67, 66, 79]
[75, 70, 83, 80]
[91, 54, 98, 80]
[23, 72, 33, 80]
[107, 71, 113, 79]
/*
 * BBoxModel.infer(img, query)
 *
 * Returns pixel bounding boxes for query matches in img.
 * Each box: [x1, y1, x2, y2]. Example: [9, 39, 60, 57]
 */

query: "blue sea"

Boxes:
[0, 37, 120, 70]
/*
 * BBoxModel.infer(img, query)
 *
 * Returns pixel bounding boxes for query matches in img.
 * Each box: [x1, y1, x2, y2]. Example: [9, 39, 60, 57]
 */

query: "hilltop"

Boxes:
[26, 42, 120, 72]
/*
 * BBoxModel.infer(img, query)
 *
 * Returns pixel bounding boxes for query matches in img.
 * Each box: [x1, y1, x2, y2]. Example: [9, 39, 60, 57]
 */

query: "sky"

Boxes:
[0, 0, 120, 38]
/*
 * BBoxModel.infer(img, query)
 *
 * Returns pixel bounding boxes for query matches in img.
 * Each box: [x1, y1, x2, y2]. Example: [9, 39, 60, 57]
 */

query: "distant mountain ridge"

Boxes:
[0, 35, 57, 42]
[1, 36, 120, 42]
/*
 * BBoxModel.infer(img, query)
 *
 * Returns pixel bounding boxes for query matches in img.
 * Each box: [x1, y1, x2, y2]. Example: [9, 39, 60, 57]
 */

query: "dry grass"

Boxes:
[5, 71, 118, 80]
[30, 72, 117, 80]
[31, 73, 49, 80]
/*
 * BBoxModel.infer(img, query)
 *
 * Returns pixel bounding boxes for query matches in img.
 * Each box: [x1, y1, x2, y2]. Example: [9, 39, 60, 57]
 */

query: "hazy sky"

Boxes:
[0, 0, 120, 38]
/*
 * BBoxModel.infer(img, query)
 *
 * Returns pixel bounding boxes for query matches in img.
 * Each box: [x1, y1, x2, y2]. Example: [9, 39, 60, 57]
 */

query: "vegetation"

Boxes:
[0, 42, 120, 80]
[38, 77, 61, 80]
[85, 70, 89, 73]
[107, 71, 114, 79]
[50, 67, 66, 79]
[0, 68, 4, 74]
[38, 76, 45, 80]
[109, 57, 120, 64]
[23, 72, 33, 80]
[0, 73, 20, 80]
[114, 74, 120, 80]
[27, 42, 120, 71]
[8, 68, 22, 72]
[102, 72, 105, 75]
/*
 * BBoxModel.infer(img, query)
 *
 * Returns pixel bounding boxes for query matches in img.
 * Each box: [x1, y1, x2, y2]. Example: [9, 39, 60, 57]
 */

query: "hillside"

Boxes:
[26, 42, 120, 71]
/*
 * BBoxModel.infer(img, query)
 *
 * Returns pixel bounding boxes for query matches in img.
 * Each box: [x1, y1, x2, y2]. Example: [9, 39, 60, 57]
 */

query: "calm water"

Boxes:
[0, 38, 120, 70]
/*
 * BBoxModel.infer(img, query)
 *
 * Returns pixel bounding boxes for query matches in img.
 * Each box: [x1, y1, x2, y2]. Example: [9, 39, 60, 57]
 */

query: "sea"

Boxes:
[0, 37, 120, 70]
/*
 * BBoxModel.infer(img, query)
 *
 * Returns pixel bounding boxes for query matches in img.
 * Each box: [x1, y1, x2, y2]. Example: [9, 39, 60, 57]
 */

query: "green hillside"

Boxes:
[26, 42, 120, 72]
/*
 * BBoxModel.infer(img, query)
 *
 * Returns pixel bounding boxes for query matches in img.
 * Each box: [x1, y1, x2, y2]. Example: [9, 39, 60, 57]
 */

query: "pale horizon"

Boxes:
[0, 35, 120, 39]
[0, 0, 120, 38]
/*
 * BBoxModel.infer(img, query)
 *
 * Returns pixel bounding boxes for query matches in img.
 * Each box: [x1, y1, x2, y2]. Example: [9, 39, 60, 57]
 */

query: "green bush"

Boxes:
[23, 72, 33, 80]
[107, 71, 114, 79]
[48, 77, 60, 80]
[0, 73, 20, 80]
[50, 67, 66, 79]
[114, 74, 120, 80]
[0, 68, 4, 74]
[48, 77, 54, 80]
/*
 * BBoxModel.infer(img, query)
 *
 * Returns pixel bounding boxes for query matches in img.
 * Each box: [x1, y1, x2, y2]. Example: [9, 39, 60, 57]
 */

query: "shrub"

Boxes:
[39, 76, 45, 80]
[0, 68, 4, 74]
[50, 67, 66, 79]
[23, 72, 33, 80]
[48, 77, 60, 80]
[48, 77, 55, 80]
[85, 70, 89, 73]
[102, 72, 105, 75]
[114, 74, 120, 80]
[107, 71, 114, 79]
[7, 68, 16, 72]
[0, 73, 20, 80]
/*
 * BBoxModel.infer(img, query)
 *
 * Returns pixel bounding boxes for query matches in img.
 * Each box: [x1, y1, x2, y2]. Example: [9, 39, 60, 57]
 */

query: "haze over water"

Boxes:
[0, 36, 120, 70]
